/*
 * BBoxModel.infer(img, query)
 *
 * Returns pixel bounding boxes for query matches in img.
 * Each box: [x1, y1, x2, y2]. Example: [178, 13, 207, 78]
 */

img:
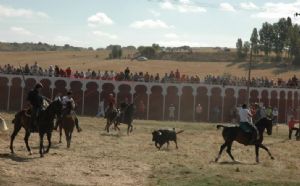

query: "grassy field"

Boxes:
[0, 51, 299, 79]
[0, 112, 299, 186]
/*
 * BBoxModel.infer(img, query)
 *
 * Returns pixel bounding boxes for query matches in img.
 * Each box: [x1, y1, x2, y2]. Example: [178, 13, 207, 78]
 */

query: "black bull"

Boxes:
[152, 129, 184, 149]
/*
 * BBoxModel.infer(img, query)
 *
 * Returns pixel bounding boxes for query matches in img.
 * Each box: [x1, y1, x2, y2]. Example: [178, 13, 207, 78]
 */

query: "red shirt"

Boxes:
[66, 68, 71, 77]
[108, 96, 116, 107]
[288, 120, 299, 129]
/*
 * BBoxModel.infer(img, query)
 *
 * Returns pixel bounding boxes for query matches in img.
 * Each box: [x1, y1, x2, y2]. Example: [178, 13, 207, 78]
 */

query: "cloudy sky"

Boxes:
[0, 0, 299, 48]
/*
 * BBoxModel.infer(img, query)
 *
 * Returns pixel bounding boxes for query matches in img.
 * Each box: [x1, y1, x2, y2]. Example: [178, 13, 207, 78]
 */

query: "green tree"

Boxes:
[109, 45, 122, 59]
[236, 38, 243, 59]
[243, 41, 251, 57]
[250, 28, 259, 56]
[140, 47, 156, 59]
[259, 22, 274, 58]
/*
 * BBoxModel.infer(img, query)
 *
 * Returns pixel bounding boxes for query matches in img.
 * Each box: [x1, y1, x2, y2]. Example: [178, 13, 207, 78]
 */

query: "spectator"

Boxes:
[124, 67, 130, 80]
[66, 67, 71, 77]
[168, 104, 176, 121]
[272, 107, 279, 125]
[137, 100, 146, 119]
[195, 103, 203, 122]
[288, 116, 300, 140]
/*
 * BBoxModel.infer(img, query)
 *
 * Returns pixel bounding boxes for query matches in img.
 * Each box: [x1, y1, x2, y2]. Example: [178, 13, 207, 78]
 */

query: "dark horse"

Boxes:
[215, 118, 274, 163]
[105, 104, 135, 135]
[10, 99, 62, 157]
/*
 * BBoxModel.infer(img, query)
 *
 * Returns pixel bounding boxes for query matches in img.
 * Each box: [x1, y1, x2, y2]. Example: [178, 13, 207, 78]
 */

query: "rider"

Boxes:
[105, 93, 116, 118]
[55, 91, 82, 132]
[27, 83, 44, 132]
[239, 104, 259, 144]
[119, 97, 130, 121]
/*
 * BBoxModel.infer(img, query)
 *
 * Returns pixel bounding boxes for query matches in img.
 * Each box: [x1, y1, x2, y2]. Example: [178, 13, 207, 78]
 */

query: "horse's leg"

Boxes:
[259, 144, 274, 160]
[24, 131, 32, 155]
[226, 142, 235, 162]
[130, 124, 133, 133]
[10, 124, 22, 154]
[45, 132, 52, 153]
[127, 125, 130, 135]
[68, 131, 72, 148]
[64, 129, 70, 148]
[255, 144, 260, 163]
[215, 142, 227, 162]
[39, 133, 45, 157]
[174, 139, 178, 149]
[59, 125, 62, 143]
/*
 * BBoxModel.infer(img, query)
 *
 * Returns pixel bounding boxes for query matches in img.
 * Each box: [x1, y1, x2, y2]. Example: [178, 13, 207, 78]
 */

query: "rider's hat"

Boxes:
[67, 90, 72, 95]
[34, 82, 43, 89]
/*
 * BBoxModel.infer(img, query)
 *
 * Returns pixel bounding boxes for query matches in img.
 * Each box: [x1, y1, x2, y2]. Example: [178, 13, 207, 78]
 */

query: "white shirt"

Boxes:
[62, 96, 75, 109]
[272, 109, 278, 116]
[239, 108, 251, 123]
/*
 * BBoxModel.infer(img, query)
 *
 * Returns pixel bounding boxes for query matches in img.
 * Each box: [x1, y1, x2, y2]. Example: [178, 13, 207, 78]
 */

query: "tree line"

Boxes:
[236, 17, 300, 65]
[0, 42, 91, 52]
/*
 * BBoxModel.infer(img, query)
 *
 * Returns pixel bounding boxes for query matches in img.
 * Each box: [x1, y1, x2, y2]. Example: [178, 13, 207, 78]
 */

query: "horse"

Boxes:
[105, 104, 135, 135]
[10, 99, 62, 157]
[104, 108, 118, 133]
[114, 104, 135, 135]
[58, 102, 76, 148]
[215, 118, 274, 163]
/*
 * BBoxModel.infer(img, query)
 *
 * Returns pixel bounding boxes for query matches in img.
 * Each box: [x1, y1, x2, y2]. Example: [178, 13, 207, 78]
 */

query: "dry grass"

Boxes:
[0, 51, 300, 79]
[0, 112, 299, 186]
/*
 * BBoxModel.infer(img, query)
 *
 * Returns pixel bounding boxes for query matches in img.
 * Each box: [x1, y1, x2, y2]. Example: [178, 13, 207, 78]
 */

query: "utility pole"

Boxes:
[247, 44, 253, 105]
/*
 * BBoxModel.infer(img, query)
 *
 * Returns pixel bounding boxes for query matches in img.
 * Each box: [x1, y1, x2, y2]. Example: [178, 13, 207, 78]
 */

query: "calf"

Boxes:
[152, 128, 184, 150]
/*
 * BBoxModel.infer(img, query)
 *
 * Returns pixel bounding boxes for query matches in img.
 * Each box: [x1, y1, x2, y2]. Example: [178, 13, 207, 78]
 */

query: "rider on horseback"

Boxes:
[55, 91, 82, 132]
[239, 104, 259, 144]
[105, 93, 116, 118]
[119, 97, 130, 121]
[27, 83, 45, 132]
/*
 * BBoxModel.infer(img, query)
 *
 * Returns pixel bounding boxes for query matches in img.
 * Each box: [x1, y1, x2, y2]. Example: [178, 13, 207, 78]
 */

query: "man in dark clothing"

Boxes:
[124, 67, 130, 80]
[27, 83, 44, 132]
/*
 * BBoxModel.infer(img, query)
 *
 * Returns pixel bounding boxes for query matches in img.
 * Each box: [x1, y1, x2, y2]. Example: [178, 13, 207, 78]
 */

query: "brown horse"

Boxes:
[10, 100, 62, 157]
[58, 114, 76, 148]
[215, 118, 274, 163]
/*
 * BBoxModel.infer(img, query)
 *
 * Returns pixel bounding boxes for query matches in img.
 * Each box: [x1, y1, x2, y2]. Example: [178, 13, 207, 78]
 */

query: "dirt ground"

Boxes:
[0, 51, 299, 79]
[0, 112, 299, 186]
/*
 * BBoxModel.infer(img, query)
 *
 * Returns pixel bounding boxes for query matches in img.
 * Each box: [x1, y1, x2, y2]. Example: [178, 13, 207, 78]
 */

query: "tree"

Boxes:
[259, 22, 274, 58]
[250, 28, 259, 56]
[243, 41, 251, 57]
[289, 25, 300, 65]
[140, 47, 156, 59]
[236, 38, 243, 59]
[109, 45, 122, 59]
[152, 43, 160, 51]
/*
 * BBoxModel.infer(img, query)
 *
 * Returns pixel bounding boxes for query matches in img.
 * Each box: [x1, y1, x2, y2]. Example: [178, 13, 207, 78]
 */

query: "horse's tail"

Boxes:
[176, 130, 184, 134]
[216, 125, 227, 130]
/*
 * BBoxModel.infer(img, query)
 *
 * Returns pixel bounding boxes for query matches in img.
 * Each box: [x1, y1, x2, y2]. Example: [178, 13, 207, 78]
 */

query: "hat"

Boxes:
[35, 82, 43, 89]
[67, 91, 72, 95]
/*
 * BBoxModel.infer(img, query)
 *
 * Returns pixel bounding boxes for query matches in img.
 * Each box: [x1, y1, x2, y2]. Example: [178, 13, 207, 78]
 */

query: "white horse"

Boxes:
[0, 116, 8, 131]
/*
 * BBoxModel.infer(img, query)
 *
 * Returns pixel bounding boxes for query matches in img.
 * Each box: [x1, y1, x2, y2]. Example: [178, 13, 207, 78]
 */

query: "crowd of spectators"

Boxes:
[0, 63, 299, 88]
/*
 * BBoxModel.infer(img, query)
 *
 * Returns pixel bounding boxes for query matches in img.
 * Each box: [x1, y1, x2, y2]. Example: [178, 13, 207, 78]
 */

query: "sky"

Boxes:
[0, 0, 300, 48]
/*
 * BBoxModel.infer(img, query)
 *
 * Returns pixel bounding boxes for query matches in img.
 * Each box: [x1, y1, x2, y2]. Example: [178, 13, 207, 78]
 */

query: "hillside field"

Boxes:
[0, 112, 299, 186]
[0, 51, 299, 79]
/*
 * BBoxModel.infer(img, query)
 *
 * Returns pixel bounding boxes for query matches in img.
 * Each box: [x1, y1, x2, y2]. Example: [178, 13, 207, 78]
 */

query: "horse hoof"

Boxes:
[40, 154, 44, 158]
[215, 158, 218, 162]
[59, 141, 62, 144]
[271, 157, 274, 160]
[29, 151, 32, 155]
